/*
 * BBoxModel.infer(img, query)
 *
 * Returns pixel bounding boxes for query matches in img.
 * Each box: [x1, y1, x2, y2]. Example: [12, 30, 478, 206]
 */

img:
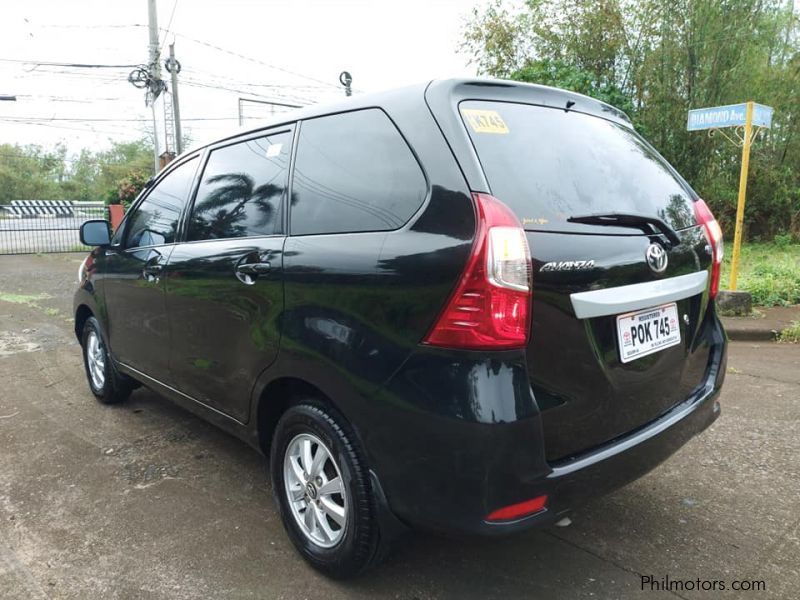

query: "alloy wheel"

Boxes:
[86, 330, 106, 390]
[283, 433, 347, 548]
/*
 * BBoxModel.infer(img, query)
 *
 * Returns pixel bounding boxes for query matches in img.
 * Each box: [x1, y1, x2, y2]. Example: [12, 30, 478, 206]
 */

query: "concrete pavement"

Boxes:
[721, 305, 800, 341]
[1, 254, 798, 599]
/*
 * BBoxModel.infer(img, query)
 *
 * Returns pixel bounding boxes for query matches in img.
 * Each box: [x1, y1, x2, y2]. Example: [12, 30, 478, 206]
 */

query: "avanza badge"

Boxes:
[462, 109, 509, 134]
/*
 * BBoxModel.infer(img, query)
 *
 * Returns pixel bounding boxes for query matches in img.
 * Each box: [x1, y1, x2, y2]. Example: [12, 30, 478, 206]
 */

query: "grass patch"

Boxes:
[0, 292, 62, 319]
[779, 320, 800, 343]
[721, 242, 800, 306]
[0, 292, 51, 306]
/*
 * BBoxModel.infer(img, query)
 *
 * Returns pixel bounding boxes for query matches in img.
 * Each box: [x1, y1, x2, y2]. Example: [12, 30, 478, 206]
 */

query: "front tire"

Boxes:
[81, 316, 131, 405]
[270, 402, 385, 578]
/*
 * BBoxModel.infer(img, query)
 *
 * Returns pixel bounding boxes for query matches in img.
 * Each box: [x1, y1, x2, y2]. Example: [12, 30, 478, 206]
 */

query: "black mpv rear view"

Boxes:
[74, 79, 727, 578]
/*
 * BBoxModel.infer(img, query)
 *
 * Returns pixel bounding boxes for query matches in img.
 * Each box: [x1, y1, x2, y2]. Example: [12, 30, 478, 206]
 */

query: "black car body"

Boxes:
[74, 78, 727, 576]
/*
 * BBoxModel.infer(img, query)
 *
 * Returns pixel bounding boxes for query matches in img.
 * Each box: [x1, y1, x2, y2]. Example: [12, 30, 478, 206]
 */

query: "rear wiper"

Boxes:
[567, 212, 681, 247]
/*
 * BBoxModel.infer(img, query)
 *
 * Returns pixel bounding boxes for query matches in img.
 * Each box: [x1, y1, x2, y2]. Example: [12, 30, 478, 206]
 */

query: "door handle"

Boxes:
[236, 262, 271, 276]
[142, 253, 164, 282]
[143, 263, 163, 275]
[235, 259, 271, 284]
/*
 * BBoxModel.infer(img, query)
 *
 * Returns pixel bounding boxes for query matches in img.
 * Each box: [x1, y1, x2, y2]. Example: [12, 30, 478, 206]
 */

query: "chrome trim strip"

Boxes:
[549, 384, 717, 477]
[570, 271, 708, 319]
[548, 333, 724, 477]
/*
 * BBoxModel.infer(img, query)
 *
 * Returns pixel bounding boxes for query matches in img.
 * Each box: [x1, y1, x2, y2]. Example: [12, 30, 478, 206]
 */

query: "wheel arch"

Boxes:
[74, 303, 94, 342]
[255, 376, 339, 456]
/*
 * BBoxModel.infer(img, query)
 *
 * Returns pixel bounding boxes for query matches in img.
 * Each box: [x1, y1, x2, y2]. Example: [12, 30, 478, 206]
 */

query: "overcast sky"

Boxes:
[1, 0, 479, 156]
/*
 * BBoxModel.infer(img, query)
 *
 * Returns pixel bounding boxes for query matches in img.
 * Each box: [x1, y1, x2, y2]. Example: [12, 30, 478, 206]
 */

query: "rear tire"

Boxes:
[270, 402, 386, 578]
[81, 316, 132, 405]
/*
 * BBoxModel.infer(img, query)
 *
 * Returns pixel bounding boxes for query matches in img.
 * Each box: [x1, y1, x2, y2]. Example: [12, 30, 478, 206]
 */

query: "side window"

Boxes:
[125, 157, 198, 248]
[291, 109, 427, 236]
[188, 130, 292, 241]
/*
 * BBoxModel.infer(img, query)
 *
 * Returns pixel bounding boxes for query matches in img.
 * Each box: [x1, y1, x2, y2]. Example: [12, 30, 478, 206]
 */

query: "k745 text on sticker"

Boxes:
[462, 109, 509, 134]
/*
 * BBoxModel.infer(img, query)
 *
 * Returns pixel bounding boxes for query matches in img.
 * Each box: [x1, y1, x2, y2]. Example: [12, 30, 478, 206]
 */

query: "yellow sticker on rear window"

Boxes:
[462, 109, 509, 134]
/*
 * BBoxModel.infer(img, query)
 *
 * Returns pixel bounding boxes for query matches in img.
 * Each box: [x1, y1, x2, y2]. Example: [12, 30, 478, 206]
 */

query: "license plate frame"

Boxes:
[616, 302, 681, 363]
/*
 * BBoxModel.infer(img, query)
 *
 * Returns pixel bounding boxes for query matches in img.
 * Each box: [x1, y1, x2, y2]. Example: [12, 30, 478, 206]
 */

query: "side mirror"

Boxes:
[80, 220, 112, 246]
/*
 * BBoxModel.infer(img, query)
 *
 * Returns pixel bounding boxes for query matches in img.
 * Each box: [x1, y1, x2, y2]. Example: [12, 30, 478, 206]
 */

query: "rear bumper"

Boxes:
[367, 309, 727, 536]
[486, 376, 722, 534]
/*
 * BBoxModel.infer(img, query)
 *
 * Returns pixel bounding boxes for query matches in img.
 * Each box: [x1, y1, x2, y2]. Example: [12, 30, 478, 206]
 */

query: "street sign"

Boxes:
[687, 102, 773, 131]
[687, 100, 775, 292]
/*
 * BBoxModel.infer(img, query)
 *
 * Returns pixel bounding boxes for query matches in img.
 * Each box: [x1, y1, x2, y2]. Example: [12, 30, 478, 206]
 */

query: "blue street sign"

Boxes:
[687, 103, 773, 131]
[752, 104, 773, 128]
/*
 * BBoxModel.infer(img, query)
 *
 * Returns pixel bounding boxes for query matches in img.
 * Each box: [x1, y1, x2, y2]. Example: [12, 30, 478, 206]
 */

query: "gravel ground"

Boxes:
[1, 253, 798, 599]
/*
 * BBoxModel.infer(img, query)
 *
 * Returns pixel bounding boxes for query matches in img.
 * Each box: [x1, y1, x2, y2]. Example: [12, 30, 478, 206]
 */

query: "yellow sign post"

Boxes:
[729, 102, 753, 291]
[687, 101, 773, 291]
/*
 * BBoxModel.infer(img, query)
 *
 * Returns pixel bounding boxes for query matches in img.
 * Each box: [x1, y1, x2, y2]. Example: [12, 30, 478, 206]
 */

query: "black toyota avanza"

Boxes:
[74, 79, 727, 578]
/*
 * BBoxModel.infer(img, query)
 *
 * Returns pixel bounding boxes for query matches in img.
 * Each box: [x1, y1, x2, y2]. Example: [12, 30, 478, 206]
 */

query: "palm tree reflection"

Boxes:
[190, 172, 283, 239]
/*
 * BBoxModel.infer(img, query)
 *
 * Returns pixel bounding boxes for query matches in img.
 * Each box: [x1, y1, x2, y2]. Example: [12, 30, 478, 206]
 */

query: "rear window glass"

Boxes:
[290, 108, 427, 236]
[460, 101, 696, 233]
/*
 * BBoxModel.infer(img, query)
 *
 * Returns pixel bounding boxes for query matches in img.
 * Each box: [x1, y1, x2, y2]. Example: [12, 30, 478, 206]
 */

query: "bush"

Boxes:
[778, 320, 800, 343]
[722, 242, 800, 307]
[107, 171, 149, 211]
[774, 233, 794, 249]
[740, 262, 800, 306]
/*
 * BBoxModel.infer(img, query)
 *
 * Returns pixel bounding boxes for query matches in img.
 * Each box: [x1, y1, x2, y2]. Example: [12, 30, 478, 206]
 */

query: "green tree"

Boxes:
[0, 138, 155, 205]
[460, 0, 800, 240]
[0, 144, 63, 202]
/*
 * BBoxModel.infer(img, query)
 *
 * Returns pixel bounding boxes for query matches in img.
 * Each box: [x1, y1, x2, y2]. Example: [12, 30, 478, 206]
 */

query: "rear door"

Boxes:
[455, 99, 714, 461]
[164, 128, 292, 422]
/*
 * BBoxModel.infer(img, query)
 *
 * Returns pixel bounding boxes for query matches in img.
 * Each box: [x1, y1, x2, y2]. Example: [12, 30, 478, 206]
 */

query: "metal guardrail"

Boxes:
[0, 201, 109, 255]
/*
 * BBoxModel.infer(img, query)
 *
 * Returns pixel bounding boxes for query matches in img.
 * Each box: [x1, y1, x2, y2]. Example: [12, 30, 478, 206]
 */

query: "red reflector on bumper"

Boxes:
[486, 495, 548, 522]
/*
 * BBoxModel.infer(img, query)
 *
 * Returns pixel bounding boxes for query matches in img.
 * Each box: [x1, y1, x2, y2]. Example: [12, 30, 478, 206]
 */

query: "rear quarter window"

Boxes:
[290, 108, 427, 236]
[459, 101, 696, 233]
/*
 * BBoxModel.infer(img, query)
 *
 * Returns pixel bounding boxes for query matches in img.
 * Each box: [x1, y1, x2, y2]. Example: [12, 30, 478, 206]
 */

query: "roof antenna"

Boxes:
[565, 100, 576, 112]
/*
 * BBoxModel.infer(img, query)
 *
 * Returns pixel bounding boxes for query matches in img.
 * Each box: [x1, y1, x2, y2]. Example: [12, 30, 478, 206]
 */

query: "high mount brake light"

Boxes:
[694, 199, 723, 299]
[423, 193, 532, 350]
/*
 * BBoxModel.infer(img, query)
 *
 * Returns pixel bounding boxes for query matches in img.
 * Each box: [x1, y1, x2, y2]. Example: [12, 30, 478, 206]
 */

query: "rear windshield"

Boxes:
[460, 101, 696, 233]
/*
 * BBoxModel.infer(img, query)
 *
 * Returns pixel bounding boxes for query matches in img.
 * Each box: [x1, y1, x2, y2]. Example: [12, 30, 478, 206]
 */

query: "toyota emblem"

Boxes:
[646, 243, 668, 273]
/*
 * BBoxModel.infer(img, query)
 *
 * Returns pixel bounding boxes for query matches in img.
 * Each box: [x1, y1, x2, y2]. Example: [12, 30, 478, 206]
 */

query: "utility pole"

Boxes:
[148, 0, 161, 85]
[147, 0, 161, 173]
[165, 43, 183, 155]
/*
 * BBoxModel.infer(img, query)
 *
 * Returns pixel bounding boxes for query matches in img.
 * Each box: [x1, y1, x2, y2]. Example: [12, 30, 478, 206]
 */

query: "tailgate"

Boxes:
[447, 95, 717, 461]
[528, 227, 713, 461]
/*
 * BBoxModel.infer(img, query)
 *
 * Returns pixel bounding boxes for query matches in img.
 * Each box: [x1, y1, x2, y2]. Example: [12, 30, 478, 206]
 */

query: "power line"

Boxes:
[35, 23, 146, 29]
[0, 58, 140, 68]
[5, 22, 352, 92]
[182, 66, 329, 91]
[0, 116, 241, 122]
[168, 30, 341, 90]
[184, 66, 328, 89]
[180, 79, 311, 105]
[0, 118, 144, 136]
[15, 94, 126, 103]
[159, 0, 179, 53]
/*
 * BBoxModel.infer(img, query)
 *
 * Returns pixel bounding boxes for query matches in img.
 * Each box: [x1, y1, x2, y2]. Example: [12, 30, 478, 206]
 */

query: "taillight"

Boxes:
[694, 199, 724, 299]
[423, 193, 532, 350]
